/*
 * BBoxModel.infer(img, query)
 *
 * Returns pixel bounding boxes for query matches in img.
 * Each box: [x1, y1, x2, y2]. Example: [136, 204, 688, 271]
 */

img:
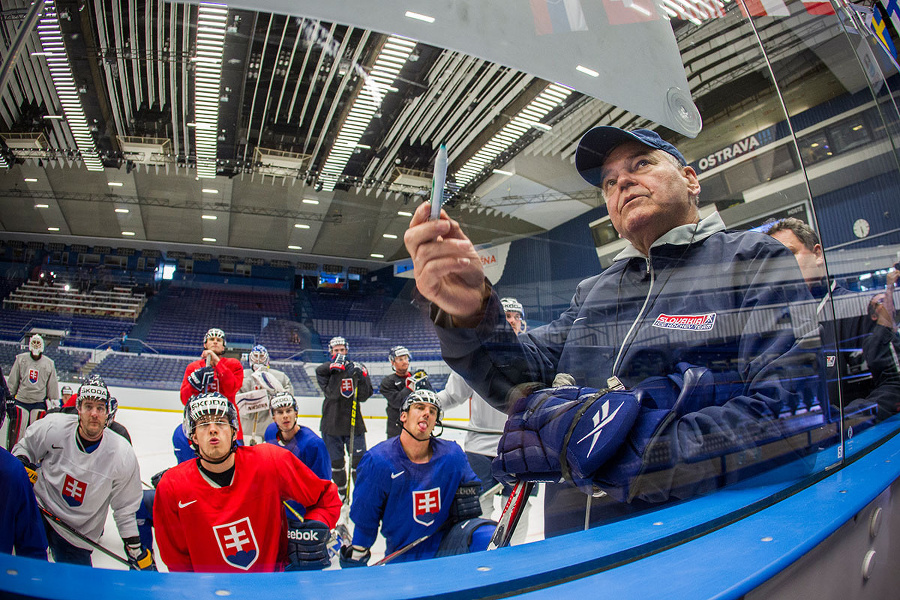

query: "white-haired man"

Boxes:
[4, 334, 59, 450]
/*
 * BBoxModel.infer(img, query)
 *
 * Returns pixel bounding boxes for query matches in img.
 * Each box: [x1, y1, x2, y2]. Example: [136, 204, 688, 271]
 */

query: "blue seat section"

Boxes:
[0, 309, 135, 350]
[140, 285, 293, 355]
[92, 354, 195, 391]
[270, 361, 319, 397]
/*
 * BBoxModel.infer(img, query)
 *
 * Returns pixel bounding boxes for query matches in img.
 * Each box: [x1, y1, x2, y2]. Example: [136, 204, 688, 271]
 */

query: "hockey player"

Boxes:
[438, 297, 526, 521]
[265, 392, 330, 480]
[178, 328, 244, 452]
[316, 336, 373, 500]
[12, 377, 154, 569]
[4, 334, 60, 451]
[237, 344, 293, 445]
[341, 389, 493, 566]
[379, 345, 433, 438]
[405, 126, 821, 535]
[0, 391, 48, 559]
[153, 392, 341, 572]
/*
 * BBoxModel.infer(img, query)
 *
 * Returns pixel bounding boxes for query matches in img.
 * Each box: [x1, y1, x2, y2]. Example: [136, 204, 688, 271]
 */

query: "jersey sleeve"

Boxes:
[180, 360, 201, 405]
[437, 371, 473, 411]
[153, 474, 194, 572]
[216, 358, 244, 400]
[315, 362, 330, 390]
[305, 434, 332, 481]
[279, 449, 341, 528]
[347, 452, 389, 549]
[356, 372, 374, 402]
[8, 454, 48, 559]
[10, 416, 50, 462]
[7, 356, 22, 397]
[109, 447, 143, 541]
[46, 361, 59, 402]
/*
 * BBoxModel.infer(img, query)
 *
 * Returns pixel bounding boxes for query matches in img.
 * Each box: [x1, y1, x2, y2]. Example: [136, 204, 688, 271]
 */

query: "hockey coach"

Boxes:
[405, 126, 821, 533]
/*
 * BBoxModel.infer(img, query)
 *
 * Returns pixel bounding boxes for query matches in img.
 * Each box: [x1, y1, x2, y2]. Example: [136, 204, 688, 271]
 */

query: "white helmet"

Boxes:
[29, 334, 44, 356]
[328, 336, 348, 352]
[182, 392, 238, 442]
[500, 297, 524, 318]
[204, 328, 226, 345]
[401, 388, 443, 421]
[249, 344, 269, 371]
[76, 376, 118, 426]
[389, 345, 411, 363]
[269, 392, 298, 416]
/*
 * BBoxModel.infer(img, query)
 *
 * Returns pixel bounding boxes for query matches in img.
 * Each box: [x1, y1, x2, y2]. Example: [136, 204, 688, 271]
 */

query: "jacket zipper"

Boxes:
[612, 256, 655, 376]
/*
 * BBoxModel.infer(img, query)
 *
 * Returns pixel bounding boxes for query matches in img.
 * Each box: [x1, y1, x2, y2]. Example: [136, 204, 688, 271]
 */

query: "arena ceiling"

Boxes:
[0, 0, 868, 265]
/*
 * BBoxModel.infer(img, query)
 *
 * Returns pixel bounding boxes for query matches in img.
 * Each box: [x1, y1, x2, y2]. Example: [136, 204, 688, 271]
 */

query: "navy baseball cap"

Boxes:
[575, 127, 687, 187]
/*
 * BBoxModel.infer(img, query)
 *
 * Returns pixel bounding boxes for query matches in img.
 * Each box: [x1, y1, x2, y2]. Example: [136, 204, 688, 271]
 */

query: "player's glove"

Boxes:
[350, 361, 368, 379]
[286, 518, 330, 571]
[492, 383, 640, 490]
[447, 481, 482, 524]
[150, 468, 170, 488]
[339, 544, 371, 568]
[330, 353, 348, 372]
[123, 537, 157, 571]
[187, 366, 215, 391]
[406, 369, 429, 391]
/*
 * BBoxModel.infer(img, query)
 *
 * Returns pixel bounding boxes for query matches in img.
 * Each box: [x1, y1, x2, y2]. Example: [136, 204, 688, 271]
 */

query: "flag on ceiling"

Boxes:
[602, 0, 660, 24]
[739, 0, 791, 17]
[530, 0, 589, 35]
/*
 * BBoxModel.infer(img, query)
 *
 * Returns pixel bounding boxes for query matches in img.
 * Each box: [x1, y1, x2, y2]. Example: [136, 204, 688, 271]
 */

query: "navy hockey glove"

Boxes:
[16, 455, 38, 485]
[188, 366, 215, 391]
[339, 544, 371, 568]
[330, 353, 348, 373]
[407, 370, 429, 391]
[448, 481, 482, 524]
[123, 537, 157, 571]
[286, 519, 330, 571]
[150, 468, 170, 489]
[492, 384, 640, 490]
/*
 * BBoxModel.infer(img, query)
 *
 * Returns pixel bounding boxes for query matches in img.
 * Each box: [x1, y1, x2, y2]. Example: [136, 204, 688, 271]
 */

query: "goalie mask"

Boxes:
[29, 334, 44, 357]
[183, 392, 239, 451]
[76, 376, 118, 426]
[328, 336, 348, 354]
[249, 344, 269, 371]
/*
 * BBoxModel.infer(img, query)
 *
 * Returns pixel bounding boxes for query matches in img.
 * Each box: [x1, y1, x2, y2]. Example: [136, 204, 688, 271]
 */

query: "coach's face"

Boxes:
[600, 141, 700, 255]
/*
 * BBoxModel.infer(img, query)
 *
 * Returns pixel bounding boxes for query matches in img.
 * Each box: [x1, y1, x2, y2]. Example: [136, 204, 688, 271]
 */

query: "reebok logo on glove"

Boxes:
[288, 529, 323, 542]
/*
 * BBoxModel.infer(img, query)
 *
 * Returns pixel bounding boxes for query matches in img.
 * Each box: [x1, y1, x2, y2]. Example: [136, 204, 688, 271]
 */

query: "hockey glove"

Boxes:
[330, 353, 348, 373]
[150, 468, 170, 489]
[286, 518, 330, 571]
[187, 366, 215, 391]
[407, 370, 429, 391]
[123, 537, 157, 571]
[447, 481, 482, 524]
[16, 455, 38, 485]
[350, 362, 368, 379]
[339, 544, 371, 568]
[492, 384, 640, 490]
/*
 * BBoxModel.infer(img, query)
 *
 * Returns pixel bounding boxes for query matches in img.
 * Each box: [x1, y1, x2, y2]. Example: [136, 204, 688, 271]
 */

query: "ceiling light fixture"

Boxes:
[48, 227, 60, 231]
[202, 237, 217, 242]
[370, 253, 385, 258]
[397, 210, 413, 217]
[193, 3, 227, 179]
[404, 11, 435, 23]
[122, 231, 135, 236]
[108, 182, 124, 187]
[24, 178, 38, 182]
[201, 188, 218, 194]
[294, 223, 310, 229]
[319, 36, 416, 192]
[115, 208, 129, 213]
[35, 204, 49, 208]
[288, 245, 302, 250]
[37, 0, 103, 171]
[455, 83, 572, 186]
[42, 115, 64, 120]
[575, 65, 600, 77]
[492, 169, 514, 176]
[202, 214, 218, 220]
[383, 233, 398, 239]
[302, 198, 319, 205]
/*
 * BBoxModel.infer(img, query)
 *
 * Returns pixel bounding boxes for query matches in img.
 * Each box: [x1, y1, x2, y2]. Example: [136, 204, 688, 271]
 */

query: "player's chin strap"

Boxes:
[401, 419, 443, 442]
[194, 436, 237, 465]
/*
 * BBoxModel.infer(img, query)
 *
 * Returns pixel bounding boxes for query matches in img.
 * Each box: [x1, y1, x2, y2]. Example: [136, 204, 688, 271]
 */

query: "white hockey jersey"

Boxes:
[8, 352, 59, 406]
[238, 367, 293, 396]
[437, 370, 508, 457]
[12, 413, 142, 550]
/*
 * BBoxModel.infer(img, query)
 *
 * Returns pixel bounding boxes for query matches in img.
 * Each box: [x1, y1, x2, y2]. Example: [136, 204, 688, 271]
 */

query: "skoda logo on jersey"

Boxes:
[412, 487, 441, 526]
[340, 378, 354, 398]
[652, 312, 716, 331]
[62, 474, 88, 507]
[28, 368, 39, 384]
[213, 517, 260, 570]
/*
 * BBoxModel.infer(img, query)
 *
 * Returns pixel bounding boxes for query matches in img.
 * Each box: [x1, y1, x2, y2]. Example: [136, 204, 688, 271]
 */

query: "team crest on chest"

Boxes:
[62, 474, 88, 507]
[213, 517, 260, 570]
[652, 312, 716, 331]
[412, 487, 441, 526]
[28, 368, 39, 384]
[340, 378, 354, 398]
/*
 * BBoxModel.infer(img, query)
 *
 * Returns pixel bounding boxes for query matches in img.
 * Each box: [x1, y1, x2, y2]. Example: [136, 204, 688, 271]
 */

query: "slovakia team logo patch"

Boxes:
[213, 517, 260, 570]
[652, 312, 716, 331]
[28, 368, 39, 384]
[62, 475, 87, 507]
[412, 487, 441, 526]
[340, 378, 354, 398]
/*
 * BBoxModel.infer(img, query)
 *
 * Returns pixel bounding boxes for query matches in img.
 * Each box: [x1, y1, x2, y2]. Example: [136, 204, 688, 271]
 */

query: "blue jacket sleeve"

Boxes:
[348, 452, 388, 549]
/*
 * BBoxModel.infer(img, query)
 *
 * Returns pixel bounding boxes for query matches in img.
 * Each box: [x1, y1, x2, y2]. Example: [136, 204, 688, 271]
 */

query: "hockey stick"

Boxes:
[39, 504, 134, 569]
[371, 532, 435, 566]
[442, 422, 503, 435]
[486, 480, 534, 550]
[345, 371, 359, 504]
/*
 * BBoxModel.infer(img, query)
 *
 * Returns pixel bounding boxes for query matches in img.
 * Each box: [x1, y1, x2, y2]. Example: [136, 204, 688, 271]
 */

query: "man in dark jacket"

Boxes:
[405, 126, 823, 535]
[379, 345, 433, 438]
[316, 336, 373, 500]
